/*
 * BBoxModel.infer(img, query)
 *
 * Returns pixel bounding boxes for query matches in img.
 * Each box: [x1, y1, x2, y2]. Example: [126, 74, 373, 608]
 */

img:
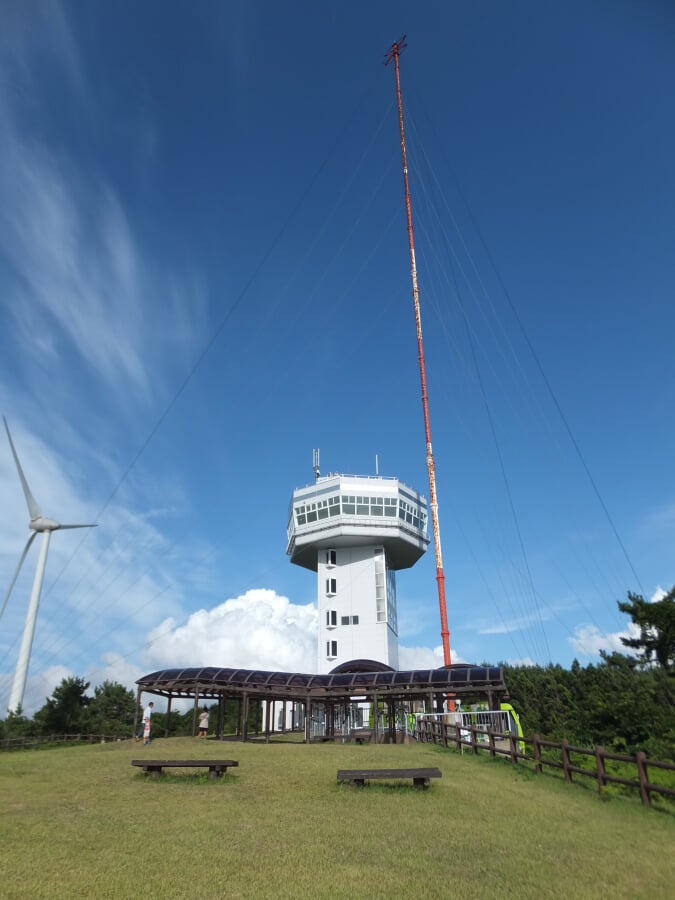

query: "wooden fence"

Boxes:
[417, 716, 675, 808]
[1, 733, 132, 751]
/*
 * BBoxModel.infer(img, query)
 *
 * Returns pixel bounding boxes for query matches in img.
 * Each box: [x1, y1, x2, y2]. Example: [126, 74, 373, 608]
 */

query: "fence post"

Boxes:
[455, 722, 462, 752]
[488, 727, 496, 759]
[635, 751, 650, 807]
[595, 745, 606, 794]
[471, 725, 478, 755]
[509, 731, 517, 765]
[561, 738, 572, 782]
[442, 721, 448, 749]
[533, 735, 542, 774]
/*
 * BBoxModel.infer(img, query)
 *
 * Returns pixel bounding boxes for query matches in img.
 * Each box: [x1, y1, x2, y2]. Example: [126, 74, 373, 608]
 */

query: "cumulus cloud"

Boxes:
[140, 589, 468, 677]
[5, 584, 476, 715]
[0, 663, 73, 717]
[143, 589, 318, 673]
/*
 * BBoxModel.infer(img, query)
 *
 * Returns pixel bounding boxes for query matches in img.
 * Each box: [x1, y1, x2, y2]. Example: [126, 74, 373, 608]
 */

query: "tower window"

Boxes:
[325, 577, 337, 596]
[326, 640, 337, 658]
[326, 548, 337, 567]
[326, 609, 337, 628]
[374, 548, 386, 623]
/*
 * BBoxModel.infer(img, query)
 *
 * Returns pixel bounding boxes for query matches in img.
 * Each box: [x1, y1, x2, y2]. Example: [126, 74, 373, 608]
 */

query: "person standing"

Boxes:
[142, 701, 154, 745]
[198, 708, 209, 738]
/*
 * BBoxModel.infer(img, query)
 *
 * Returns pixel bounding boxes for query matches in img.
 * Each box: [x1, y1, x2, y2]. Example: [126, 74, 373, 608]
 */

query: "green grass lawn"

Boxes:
[1, 737, 673, 898]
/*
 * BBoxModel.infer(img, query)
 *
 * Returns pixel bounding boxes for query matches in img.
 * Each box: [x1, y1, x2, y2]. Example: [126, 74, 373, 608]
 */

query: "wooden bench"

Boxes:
[337, 767, 442, 789]
[131, 759, 238, 780]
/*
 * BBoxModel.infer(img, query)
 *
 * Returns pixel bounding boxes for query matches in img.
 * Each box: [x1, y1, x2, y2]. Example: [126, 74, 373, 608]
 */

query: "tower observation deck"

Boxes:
[287, 473, 429, 673]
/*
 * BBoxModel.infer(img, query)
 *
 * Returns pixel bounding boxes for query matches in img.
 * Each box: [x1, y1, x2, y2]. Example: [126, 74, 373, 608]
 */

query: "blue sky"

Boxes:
[1, 2, 674, 713]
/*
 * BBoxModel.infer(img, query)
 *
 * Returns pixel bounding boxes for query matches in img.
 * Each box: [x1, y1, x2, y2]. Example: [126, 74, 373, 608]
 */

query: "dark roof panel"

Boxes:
[136, 663, 507, 699]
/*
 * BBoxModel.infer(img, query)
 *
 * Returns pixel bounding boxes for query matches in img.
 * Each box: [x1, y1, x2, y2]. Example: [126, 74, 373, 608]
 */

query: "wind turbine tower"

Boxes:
[1, 418, 96, 713]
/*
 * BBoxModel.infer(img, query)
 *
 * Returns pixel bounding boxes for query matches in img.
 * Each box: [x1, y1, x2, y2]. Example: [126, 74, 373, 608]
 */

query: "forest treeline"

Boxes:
[2, 590, 673, 758]
[503, 657, 673, 760]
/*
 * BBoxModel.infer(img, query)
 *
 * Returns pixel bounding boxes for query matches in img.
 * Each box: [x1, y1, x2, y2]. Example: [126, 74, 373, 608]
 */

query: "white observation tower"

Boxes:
[287, 451, 429, 673]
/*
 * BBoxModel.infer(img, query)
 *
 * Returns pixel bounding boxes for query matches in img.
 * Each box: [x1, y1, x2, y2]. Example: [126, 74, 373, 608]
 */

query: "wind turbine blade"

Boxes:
[3, 417, 42, 521]
[0, 532, 37, 624]
[59, 523, 98, 530]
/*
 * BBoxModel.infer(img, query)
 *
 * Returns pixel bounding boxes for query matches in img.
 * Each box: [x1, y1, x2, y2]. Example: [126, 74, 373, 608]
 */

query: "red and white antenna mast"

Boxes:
[385, 36, 454, 679]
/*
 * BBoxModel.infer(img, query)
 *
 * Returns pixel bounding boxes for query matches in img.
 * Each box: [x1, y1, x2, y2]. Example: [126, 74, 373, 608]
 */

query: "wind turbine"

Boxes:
[2, 417, 96, 713]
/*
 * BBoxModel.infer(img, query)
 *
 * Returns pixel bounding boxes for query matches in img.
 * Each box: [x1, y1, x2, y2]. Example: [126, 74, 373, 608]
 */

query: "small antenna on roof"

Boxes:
[375, 454, 379, 476]
[313, 448, 320, 482]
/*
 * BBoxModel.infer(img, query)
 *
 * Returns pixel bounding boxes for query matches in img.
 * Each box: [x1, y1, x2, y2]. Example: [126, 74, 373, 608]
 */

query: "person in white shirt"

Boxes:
[198, 708, 209, 738]
[141, 701, 154, 744]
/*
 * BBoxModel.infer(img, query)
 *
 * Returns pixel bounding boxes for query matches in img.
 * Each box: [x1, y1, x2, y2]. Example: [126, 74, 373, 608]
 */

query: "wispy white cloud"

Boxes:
[0, 2, 85, 99]
[569, 586, 669, 660]
[398, 644, 467, 668]
[477, 608, 553, 635]
[1, 142, 172, 401]
[88, 652, 144, 696]
[503, 656, 535, 667]
[0, 15, 207, 414]
[640, 502, 675, 536]
[650, 586, 667, 604]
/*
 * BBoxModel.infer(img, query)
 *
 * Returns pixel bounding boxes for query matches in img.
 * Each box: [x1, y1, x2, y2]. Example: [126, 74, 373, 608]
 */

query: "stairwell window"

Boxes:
[326, 548, 337, 567]
[326, 640, 338, 659]
[326, 609, 337, 628]
[374, 548, 386, 622]
[325, 577, 337, 597]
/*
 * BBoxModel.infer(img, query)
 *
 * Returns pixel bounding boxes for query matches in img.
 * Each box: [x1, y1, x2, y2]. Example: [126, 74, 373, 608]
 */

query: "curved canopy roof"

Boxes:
[137, 663, 507, 703]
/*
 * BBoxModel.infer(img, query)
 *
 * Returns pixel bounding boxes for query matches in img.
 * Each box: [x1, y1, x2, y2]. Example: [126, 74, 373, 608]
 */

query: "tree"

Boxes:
[618, 588, 675, 673]
[36, 676, 90, 734]
[84, 681, 136, 735]
[0, 707, 40, 740]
